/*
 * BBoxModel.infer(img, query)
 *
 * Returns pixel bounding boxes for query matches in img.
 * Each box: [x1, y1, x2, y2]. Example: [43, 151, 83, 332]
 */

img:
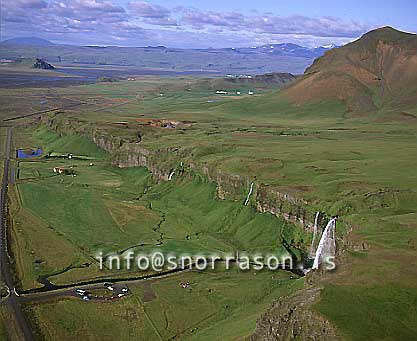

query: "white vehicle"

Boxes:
[82, 295, 90, 301]
[103, 282, 114, 290]
[121, 288, 129, 293]
[117, 293, 125, 298]
[76, 289, 86, 296]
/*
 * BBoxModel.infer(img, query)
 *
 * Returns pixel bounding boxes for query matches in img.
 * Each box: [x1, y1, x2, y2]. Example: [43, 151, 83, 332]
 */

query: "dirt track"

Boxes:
[0, 127, 35, 340]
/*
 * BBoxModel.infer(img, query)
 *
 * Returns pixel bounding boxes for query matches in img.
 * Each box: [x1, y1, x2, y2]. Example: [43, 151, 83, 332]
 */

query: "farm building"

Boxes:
[53, 167, 76, 175]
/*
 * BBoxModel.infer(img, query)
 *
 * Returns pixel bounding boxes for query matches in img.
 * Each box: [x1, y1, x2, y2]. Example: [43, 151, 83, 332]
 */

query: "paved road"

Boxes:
[1, 113, 302, 338]
[0, 124, 194, 338]
[0, 127, 35, 340]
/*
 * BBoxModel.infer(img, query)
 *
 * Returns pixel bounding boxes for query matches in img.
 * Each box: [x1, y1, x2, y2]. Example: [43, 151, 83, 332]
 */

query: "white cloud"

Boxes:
[1, 0, 371, 47]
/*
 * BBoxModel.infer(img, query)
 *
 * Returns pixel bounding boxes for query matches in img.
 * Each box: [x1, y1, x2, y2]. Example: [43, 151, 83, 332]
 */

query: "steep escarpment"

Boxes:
[284, 27, 417, 114]
[109, 139, 326, 231]
[39, 114, 350, 339]
[42, 115, 325, 232]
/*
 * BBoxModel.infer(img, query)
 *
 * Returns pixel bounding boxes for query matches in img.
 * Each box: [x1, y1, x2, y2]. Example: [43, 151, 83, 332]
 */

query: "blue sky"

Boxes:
[1, 0, 416, 48]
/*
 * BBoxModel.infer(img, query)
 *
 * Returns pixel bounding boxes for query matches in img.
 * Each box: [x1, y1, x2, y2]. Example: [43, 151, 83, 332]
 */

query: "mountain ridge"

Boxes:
[1, 37, 56, 46]
[0, 38, 335, 74]
[1, 36, 335, 54]
[283, 26, 417, 115]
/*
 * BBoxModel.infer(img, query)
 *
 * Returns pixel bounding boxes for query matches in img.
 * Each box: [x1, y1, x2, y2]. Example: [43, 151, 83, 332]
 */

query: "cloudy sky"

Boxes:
[1, 0, 416, 48]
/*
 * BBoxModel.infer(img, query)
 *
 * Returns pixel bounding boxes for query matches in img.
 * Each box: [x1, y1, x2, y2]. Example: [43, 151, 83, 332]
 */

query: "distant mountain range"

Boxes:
[0, 37, 337, 74]
[1, 37, 56, 46]
[232, 43, 338, 59]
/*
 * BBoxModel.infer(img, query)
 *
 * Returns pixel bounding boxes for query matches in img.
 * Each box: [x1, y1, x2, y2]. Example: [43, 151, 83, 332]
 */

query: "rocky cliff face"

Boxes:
[41, 115, 342, 337]
[42, 115, 322, 230]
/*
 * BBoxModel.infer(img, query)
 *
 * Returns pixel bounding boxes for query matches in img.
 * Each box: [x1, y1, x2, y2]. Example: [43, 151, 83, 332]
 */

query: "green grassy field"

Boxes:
[13, 125, 304, 291]
[3, 75, 417, 339]
[27, 266, 302, 340]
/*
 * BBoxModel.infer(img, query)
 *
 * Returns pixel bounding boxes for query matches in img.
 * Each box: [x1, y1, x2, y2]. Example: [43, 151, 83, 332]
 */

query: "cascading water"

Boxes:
[312, 218, 337, 270]
[244, 182, 254, 206]
[310, 211, 321, 257]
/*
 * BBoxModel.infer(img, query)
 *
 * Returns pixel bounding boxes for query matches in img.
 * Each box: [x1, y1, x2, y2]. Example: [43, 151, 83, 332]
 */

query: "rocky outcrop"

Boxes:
[250, 287, 340, 340]
[32, 58, 55, 70]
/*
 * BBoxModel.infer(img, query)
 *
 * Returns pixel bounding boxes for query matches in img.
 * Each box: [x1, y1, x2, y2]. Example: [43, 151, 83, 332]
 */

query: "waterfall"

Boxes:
[244, 182, 254, 206]
[312, 218, 337, 270]
[168, 170, 175, 181]
[310, 211, 320, 257]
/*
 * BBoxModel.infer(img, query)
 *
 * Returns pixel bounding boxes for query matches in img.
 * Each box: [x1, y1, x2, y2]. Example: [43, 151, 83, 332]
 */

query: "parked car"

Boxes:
[76, 289, 87, 296]
[103, 282, 114, 291]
